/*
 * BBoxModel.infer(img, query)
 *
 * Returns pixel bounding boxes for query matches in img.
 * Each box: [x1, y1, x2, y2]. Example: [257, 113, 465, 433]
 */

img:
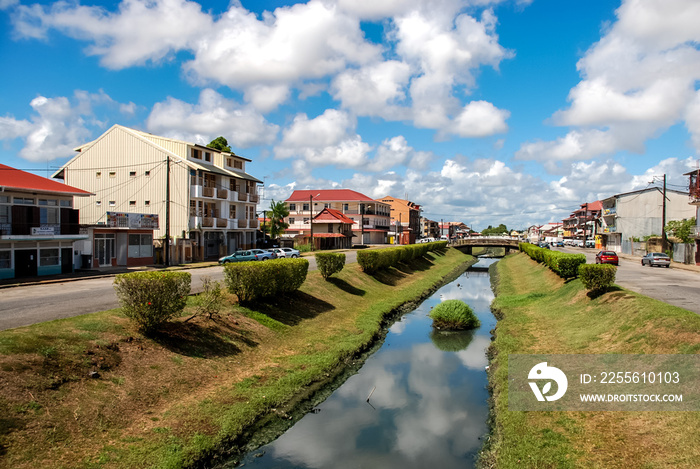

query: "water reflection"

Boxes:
[234, 260, 497, 469]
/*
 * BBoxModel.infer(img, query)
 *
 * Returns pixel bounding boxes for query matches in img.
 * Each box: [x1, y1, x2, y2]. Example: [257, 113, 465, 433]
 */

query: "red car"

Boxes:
[595, 250, 619, 266]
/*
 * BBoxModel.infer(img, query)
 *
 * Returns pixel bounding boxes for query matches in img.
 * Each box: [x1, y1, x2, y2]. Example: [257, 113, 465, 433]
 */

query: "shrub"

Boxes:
[113, 271, 191, 334]
[518, 243, 586, 279]
[315, 252, 346, 280]
[578, 264, 617, 293]
[191, 276, 224, 319]
[357, 242, 442, 273]
[429, 299, 480, 330]
[224, 258, 309, 303]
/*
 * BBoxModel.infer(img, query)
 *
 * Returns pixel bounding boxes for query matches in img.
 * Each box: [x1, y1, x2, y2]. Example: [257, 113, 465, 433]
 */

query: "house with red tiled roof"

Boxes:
[284, 189, 390, 245]
[0, 164, 91, 280]
[296, 208, 354, 250]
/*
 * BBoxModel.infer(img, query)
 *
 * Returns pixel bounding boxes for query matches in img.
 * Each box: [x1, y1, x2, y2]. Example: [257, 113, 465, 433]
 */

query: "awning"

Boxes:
[312, 233, 349, 238]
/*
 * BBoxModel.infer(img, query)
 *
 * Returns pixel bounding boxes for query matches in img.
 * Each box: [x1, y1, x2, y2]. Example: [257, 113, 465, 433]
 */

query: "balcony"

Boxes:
[249, 194, 259, 203]
[217, 189, 228, 199]
[203, 187, 215, 198]
[216, 218, 227, 228]
[249, 219, 259, 229]
[603, 207, 617, 216]
[238, 192, 248, 202]
[202, 217, 214, 228]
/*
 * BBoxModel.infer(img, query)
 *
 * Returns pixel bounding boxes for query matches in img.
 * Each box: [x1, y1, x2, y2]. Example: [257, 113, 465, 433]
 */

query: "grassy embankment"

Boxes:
[482, 252, 700, 469]
[0, 248, 474, 469]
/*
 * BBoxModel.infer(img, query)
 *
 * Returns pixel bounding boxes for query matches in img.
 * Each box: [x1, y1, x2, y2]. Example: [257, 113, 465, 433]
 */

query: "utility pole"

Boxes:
[309, 194, 314, 251]
[662, 174, 668, 253]
[360, 203, 364, 245]
[262, 209, 267, 247]
[165, 155, 170, 267]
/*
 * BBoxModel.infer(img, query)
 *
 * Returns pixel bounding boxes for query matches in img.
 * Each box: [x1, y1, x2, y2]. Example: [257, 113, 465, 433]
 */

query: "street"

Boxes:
[557, 247, 700, 314]
[0, 251, 359, 331]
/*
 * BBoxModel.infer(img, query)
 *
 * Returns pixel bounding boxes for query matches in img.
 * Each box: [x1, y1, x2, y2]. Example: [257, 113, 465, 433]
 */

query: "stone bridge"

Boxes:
[450, 236, 520, 255]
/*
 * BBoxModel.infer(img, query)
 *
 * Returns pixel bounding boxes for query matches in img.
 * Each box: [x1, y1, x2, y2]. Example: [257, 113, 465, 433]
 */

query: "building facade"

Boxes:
[284, 190, 390, 245]
[0, 164, 90, 280]
[599, 188, 695, 252]
[685, 170, 700, 264]
[376, 195, 421, 245]
[53, 125, 262, 262]
[562, 201, 602, 242]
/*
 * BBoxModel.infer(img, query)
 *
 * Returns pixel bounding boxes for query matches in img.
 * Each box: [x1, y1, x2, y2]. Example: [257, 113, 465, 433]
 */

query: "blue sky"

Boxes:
[1, 0, 699, 230]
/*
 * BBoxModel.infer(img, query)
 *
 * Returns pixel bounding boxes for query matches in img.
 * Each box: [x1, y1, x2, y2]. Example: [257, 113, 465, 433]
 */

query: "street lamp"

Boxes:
[309, 193, 320, 251]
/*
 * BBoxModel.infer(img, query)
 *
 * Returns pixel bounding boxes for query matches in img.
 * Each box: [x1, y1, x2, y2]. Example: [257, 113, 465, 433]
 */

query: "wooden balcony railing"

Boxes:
[238, 192, 248, 202]
[202, 217, 214, 227]
[217, 189, 228, 199]
[216, 218, 227, 228]
[203, 187, 215, 198]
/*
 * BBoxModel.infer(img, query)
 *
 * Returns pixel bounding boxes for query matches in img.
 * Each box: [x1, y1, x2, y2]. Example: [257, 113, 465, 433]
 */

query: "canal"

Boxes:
[231, 258, 498, 468]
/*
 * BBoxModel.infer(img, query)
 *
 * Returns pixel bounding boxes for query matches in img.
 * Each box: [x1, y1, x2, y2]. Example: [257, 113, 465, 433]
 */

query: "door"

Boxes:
[61, 248, 73, 274]
[15, 249, 38, 278]
[94, 235, 115, 266]
[116, 232, 128, 265]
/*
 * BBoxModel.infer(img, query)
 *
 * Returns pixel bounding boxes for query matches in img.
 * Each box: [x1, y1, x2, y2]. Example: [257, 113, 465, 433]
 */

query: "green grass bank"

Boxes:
[482, 253, 700, 469]
[0, 248, 474, 469]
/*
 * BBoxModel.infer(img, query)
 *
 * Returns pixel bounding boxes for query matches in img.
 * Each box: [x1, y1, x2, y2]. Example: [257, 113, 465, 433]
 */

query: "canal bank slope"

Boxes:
[483, 253, 700, 468]
[0, 248, 475, 469]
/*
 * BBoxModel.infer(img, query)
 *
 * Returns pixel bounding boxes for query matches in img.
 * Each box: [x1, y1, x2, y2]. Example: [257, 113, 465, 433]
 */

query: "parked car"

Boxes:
[556, 240, 564, 247]
[251, 249, 276, 260]
[574, 240, 584, 248]
[585, 239, 595, 248]
[219, 250, 258, 264]
[641, 252, 671, 268]
[595, 251, 619, 266]
[538, 242, 550, 249]
[271, 247, 301, 258]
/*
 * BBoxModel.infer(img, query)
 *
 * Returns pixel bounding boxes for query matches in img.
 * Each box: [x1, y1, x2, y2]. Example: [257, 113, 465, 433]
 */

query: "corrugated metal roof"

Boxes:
[286, 189, 378, 202]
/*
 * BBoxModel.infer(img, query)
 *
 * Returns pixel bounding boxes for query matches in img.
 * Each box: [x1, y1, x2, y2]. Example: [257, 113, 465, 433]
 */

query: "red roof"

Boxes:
[0, 164, 92, 196]
[286, 189, 376, 203]
[313, 208, 355, 224]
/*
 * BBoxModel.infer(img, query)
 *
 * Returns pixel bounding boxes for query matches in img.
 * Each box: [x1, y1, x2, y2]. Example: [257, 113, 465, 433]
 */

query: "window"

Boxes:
[226, 157, 233, 167]
[343, 204, 349, 211]
[129, 201, 136, 206]
[145, 171, 150, 177]
[0, 251, 9, 269]
[128, 234, 153, 258]
[233, 160, 243, 170]
[204, 152, 211, 162]
[59, 200, 72, 207]
[302, 203, 309, 211]
[229, 205, 236, 218]
[192, 149, 202, 159]
[14, 197, 34, 205]
[144, 200, 150, 206]
[129, 171, 136, 177]
[230, 179, 237, 191]
[109, 201, 116, 206]
[39, 248, 60, 266]
[289, 218, 295, 225]
[39, 199, 58, 206]
[96, 172, 102, 178]
[0, 205, 9, 224]
[303, 218, 309, 224]
[96, 201, 102, 206]
[324, 203, 331, 209]
[40, 206, 58, 224]
[289, 203, 296, 211]
[109, 172, 116, 178]
[0, 196, 7, 204]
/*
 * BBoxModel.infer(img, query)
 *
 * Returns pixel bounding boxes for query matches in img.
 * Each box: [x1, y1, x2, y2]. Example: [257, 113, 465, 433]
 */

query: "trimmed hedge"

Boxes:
[356, 241, 447, 273]
[223, 258, 309, 303]
[315, 252, 346, 280]
[429, 299, 480, 330]
[519, 242, 586, 279]
[113, 271, 191, 334]
[578, 264, 617, 293]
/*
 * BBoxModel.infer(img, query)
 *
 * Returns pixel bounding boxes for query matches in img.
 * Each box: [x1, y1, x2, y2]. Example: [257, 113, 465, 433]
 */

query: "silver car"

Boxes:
[641, 252, 671, 268]
[271, 247, 301, 258]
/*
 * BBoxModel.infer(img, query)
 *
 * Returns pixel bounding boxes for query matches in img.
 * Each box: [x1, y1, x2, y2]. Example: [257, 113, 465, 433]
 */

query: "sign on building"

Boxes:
[106, 212, 159, 229]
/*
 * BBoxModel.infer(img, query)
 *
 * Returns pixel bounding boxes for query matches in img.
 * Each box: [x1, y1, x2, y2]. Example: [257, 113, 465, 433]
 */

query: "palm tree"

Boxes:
[267, 199, 290, 240]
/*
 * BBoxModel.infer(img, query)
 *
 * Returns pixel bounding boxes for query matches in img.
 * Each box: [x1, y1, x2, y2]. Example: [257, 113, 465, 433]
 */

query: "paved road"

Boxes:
[0, 251, 360, 331]
[557, 247, 700, 314]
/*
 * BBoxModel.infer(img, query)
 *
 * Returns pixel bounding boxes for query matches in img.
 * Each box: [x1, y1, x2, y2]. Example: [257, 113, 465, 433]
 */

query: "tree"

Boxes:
[665, 217, 696, 243]
[207, 136, 231, 152]
[267, 199, 290, 239]
[482, 224, 509, 236]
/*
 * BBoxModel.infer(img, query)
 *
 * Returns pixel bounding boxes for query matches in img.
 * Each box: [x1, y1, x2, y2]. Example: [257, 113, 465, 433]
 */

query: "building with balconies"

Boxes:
[562, 201, 602, 243]
[53, 125, 262, 262]
[284, 189, 390, 245]
[599, 187, 694, 253]
[0, 164, 91, 279]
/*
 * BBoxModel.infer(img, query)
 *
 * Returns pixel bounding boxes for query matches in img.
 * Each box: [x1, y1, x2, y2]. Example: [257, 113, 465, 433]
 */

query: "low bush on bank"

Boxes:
[357, 241, 447, 273]
[315, 252, 346, 280]
[519, 242, 586, 279]
[578, 263, 617, 293]
[113, 271, 191, 334]
[429, 299, 480, 330]
[223, 258, 309, 302]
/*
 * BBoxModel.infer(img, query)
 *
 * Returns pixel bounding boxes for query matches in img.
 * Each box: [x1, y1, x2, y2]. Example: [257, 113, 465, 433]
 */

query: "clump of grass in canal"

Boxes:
[429, 299, 480, 330]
